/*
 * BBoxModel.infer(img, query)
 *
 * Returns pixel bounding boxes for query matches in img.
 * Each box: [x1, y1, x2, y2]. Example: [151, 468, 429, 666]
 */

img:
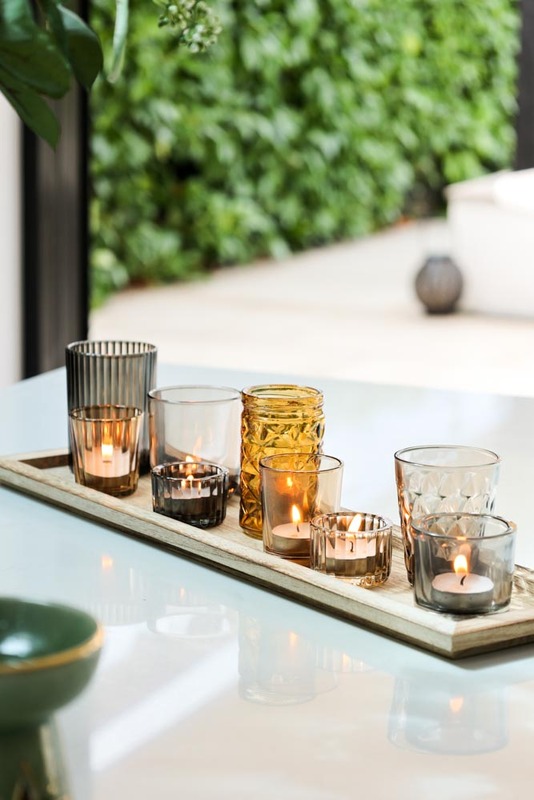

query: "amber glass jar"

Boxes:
[239, 385, 325, 537]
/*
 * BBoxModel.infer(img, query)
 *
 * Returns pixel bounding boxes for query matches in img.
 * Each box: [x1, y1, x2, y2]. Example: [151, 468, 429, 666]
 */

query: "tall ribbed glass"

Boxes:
[239, 385, 325, 537]
[66, 341, 157, 473]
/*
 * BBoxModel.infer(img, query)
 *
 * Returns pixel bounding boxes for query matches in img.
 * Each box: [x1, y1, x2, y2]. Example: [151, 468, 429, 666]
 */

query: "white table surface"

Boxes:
[2, 364, 534, 799]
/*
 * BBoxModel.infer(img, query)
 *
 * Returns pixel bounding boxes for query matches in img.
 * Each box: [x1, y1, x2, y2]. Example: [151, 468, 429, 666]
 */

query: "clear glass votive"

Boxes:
[260, 453, 343, 562]
[151, 461, 229, 529]
[148, 386, 241, 495]
[66, 340, 157, 473]
[69, 405, 142, 497]
[310, 512, 392, 587]
[411, 512, 516, 615]
[394, 445, 500, 585]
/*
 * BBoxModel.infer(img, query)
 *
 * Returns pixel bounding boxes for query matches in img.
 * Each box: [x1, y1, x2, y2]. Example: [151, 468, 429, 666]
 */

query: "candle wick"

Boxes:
[296, 523, 300, 533]
[349, 540, 354, 552]
[460, 574, 467, 586]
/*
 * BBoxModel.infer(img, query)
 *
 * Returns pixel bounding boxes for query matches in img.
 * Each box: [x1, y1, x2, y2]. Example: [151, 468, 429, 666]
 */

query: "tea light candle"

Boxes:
[152, 462, 228, 528]
[271, 505, 311, 558]
[84, 442, 131, 479]
[325, 514, 377, 576]
[431, 554, 494, 613]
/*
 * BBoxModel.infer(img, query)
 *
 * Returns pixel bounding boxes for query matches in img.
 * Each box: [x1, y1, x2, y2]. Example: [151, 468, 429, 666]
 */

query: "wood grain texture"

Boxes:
[1, 450, 534, 659]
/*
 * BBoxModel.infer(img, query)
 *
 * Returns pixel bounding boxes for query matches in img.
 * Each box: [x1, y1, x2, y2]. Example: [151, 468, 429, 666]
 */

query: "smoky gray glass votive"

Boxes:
[411, 512, 516, 615]
[152, 462, 229, 528]
[66, 340, 157, 473]
[148, 386, 241, 494]
[310, 512, 392, 587]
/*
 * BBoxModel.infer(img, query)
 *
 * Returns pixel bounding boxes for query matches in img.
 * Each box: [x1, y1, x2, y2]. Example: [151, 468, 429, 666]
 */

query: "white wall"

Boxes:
[0, 95, 22, 387]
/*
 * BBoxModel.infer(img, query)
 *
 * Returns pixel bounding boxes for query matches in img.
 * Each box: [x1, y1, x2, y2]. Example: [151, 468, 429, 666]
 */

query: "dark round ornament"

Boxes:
[415, 255, 463, 314]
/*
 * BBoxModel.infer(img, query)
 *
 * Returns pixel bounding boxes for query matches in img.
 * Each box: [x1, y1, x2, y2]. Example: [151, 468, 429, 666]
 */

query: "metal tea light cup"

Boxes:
[411, 512, 516, 614]
[394, 445, 500, 585]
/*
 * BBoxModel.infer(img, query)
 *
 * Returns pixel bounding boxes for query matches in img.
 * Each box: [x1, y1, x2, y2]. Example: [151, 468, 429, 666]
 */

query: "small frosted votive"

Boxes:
[152, 462, 229, 528]
[69, 405, 142, 497]
[411, 512, 516, 614]
[310, 512, 393, 587]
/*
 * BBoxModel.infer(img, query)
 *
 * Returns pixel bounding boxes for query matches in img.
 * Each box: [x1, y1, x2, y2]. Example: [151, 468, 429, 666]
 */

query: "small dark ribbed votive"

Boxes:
[152, 462, 229, 528]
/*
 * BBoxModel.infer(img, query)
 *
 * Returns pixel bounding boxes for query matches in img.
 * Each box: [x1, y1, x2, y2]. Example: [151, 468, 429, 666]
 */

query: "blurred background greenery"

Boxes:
[89, 0, 519, 308]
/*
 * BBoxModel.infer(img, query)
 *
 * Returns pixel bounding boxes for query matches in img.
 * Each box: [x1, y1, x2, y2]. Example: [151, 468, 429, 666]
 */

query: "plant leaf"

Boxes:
[58, 5, 103, 89]
[108, 0, 129, 83]
[0, 68, 59, 147]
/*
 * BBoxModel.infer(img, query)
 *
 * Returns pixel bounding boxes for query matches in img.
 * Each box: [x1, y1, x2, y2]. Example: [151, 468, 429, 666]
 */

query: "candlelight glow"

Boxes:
[192, 436, 203, 457]
[454, 554, 469, 576]
[101, 555, 114, 570]
[348, 514, 363, 533]
[449, 696, 464, 714]
[101, 442, 113, 462]
[286, 476, 293, 489]
[291, 505, 302, 525]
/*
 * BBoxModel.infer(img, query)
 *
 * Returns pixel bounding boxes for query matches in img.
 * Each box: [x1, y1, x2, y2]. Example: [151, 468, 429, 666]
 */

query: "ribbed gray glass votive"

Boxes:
[66, 340, 157, 473]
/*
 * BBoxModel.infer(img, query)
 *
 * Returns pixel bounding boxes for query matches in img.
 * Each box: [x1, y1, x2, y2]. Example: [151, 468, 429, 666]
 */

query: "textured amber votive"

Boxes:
[69, 405, 142, 496]
[239, 385, 325, 538]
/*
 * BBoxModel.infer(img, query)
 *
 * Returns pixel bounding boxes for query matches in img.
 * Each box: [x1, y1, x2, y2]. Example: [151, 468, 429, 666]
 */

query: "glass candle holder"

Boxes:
[240, 385, 325, 538]
[310, 512, 392, 587]
[394, 445, 500, 585]
[69, 405, 142, 496]
[148, 386, 241, 495]
[411, 512, 516, 614]
[260, 453, 343, 562]
[66, 340, 157, 473]
[151, 461, 229, 529]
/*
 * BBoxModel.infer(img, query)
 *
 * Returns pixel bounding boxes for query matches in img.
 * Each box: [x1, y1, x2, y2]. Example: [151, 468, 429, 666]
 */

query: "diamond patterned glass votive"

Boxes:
[66, 341, 157, 474]
[148, 386, 241, 494]
[69, 405, 142, 496]
[240, 385, 325, 538]
[152, 462, 229, 528]
[260, 453, 343, 562]
[394, 445, 500, 585]
[310, 512, 392, 587]
[411, 512, 516, 615]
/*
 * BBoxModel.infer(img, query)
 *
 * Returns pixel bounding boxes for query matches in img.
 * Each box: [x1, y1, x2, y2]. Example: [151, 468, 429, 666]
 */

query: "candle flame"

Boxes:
[449, 695, 464, 714]
[185, 455, 195, 463]
[348, 514, 363, 533]
[454, 554, 469, 576]
[291, 505, 302, 525]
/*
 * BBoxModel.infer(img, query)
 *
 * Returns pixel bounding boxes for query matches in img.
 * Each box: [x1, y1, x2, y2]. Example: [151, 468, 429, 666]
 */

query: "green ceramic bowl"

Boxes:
[0, 598, 103, 729]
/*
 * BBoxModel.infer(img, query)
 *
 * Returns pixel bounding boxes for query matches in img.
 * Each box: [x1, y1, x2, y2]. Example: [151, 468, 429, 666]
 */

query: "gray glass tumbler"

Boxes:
[66, 340, 157, 473]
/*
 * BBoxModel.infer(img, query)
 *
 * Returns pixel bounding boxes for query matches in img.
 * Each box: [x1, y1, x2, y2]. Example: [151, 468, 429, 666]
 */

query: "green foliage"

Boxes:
[0, 0, 102, 147]
[90, 0, 519, 305]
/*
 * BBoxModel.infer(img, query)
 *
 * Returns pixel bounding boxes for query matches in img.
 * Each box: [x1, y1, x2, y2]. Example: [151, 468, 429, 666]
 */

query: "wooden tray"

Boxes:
[1, 449, 534, 660]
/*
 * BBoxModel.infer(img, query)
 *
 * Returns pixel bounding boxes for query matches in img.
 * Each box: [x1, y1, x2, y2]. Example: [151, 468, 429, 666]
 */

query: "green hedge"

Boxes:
[89, 0, 519, 306]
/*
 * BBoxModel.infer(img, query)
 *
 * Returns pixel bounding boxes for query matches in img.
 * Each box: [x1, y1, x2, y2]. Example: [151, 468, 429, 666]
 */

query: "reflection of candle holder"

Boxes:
[260, 453, 343, 563]
[152, 461, 229, 528]
[388, 672, 508, 755]
[69, 405, 142, 496]
[310, 511, 392, 586]
[411, 512, 516, 614]
[149, 602, 231, 640]
[238, 614, 337, 706]
[0, 720, 70, 799]
[148, 385, 241, 494]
